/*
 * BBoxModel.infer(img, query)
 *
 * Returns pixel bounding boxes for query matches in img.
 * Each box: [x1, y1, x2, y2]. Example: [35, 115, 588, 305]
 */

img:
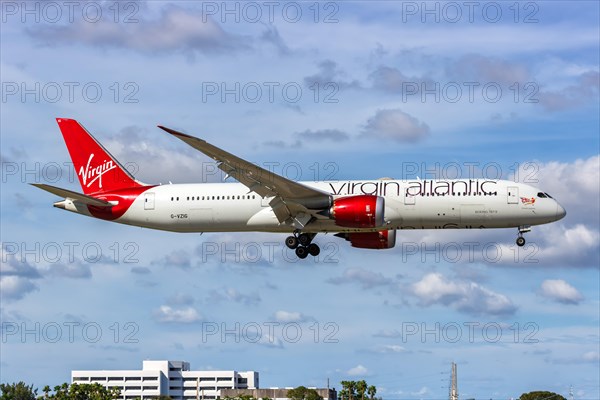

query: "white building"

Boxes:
[72, 360, 259, 400]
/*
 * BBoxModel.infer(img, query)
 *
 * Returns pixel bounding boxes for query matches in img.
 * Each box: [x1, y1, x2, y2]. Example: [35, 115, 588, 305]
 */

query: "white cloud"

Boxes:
[373, 329, 402, 338]
[549, 350, 600, 365]
[327, 267, 393, 289]
[370, 65, 432, 93]
[371, 344, 406, 354]
[534, 224, 600, 267]
[241, 327, 285, 349]
[362, 109, 429, 143]
[514, 155, 599, 224]
[0, 249, 41, 279]
[296, 129, 350, 142]
[410, 272, 517, 316]
[152, 248, 193, 269]
[273, 310, 313, 323]
[206, 287, 261, 306]
[0, 276, 39, 301]
[411, 387, 430, 397]
[105, 125, 225, 185]
[347, 364, 369, 376]
[582, 351, 599, 362]
[153, 305, 202, 323]
[304, 59, 362, 90]
[448, 54, 530, 85]
[539, 279, 584, 305]
[538, 71, 599, 111]
[43, 261, 92, 279]
[166, 293, 195, 306]
[27, 6, 247, 56]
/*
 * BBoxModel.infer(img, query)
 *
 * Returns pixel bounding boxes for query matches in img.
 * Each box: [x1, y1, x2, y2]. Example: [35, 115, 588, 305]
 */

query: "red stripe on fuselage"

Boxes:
[87, 186, 156, 221]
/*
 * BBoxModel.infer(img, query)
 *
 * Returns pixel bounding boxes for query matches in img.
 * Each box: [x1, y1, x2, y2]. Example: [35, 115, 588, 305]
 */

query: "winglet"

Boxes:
[157, 125, 196, 140]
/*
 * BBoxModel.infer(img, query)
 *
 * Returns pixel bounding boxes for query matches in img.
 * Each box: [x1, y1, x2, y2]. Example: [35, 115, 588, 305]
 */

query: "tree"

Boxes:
[338, 388, 348, 400]
[287, 387, 322, 400]
[339, 382, 349, 400]
[43, 383, 119, 400]
[304, 390, 322, 400]
[0, 382, 37, 400]
[355, 381, 366, 400]
[519, 391, 567, 400]
[288, 386, 308, 400]
[366, 386, 376, 400]
[345, 382, 356, 400]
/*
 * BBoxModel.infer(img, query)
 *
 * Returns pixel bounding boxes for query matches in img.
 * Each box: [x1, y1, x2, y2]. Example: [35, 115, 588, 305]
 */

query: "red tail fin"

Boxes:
[56, 118, 143, 194]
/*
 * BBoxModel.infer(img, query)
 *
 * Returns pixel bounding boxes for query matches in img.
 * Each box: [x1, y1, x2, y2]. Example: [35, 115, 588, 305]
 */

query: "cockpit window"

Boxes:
[537, 192, 547, 198]
[545, 193, 553, 199]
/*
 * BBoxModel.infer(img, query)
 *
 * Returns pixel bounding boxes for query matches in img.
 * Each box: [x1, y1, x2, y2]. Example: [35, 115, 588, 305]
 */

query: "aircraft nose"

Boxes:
[556, 202, 567, 220]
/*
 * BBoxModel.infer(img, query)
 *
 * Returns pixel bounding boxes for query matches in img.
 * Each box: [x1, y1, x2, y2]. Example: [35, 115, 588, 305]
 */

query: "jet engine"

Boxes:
[325, 195, 385, 228]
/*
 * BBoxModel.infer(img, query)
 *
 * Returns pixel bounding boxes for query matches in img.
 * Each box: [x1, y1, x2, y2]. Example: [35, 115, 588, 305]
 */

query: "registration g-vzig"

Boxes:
[33, 119, 566, 259]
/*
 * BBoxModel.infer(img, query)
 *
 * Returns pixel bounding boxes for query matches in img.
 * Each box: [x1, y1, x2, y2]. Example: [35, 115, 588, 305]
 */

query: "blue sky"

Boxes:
[1, 1, 599, 399]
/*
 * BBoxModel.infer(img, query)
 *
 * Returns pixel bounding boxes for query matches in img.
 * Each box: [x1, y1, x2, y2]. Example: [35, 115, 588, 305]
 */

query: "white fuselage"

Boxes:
[62, 179, 565, 234]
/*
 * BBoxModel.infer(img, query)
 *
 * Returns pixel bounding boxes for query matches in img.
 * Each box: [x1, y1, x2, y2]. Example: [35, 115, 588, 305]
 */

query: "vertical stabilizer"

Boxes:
[56, 118, 143, 194]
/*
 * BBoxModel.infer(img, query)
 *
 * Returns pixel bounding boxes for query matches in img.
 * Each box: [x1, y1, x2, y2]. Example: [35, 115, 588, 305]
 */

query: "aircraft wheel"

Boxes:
[298, 233, 312, 246]
[308, 243, 320, 257]
[285, 236, 299, 249]
[295, 246, 309, 259]
[516, 236, 526, 247]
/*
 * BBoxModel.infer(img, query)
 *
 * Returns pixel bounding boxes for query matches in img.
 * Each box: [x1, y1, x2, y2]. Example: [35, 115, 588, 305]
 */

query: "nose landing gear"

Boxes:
[285, 231, 320, 259]
[516, 225, 531, 247]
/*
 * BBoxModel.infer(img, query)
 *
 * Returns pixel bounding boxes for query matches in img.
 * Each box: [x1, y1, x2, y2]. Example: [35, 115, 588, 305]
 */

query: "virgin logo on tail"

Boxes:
[78, 153, 117, 189]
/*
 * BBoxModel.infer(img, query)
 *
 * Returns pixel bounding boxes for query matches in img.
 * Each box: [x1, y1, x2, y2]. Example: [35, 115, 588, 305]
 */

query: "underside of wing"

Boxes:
[158, 126, 332, 225]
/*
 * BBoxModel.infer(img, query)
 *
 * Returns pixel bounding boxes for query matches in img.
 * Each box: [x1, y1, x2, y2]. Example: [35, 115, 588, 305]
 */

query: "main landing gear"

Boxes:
[285, 232, 320, 259]
[516, 225, 531, 247]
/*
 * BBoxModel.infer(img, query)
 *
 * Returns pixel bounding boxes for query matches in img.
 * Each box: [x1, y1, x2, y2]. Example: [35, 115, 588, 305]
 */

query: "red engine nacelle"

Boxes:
[329, 195, 385, 228]
[338, 229, 397, 249]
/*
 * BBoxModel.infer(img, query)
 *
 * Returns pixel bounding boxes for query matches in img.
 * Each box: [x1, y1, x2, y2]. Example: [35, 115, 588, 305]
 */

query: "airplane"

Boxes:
[32, 118, 566, 259]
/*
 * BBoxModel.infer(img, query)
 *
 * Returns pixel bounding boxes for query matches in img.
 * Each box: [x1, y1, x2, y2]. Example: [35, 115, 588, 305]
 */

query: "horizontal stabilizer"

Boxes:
[31, 183, 111, 207]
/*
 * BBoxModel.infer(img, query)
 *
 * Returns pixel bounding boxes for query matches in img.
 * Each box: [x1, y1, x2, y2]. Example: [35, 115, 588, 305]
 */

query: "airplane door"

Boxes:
[404, 188, 416, 205]
[144, 192, 155, 210]
[507, 186, 518, 204]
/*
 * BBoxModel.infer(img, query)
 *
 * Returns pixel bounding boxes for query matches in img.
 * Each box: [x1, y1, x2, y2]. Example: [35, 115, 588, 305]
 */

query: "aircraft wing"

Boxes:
[158, 126, 332, 226]
[31, 183, 112, 206]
